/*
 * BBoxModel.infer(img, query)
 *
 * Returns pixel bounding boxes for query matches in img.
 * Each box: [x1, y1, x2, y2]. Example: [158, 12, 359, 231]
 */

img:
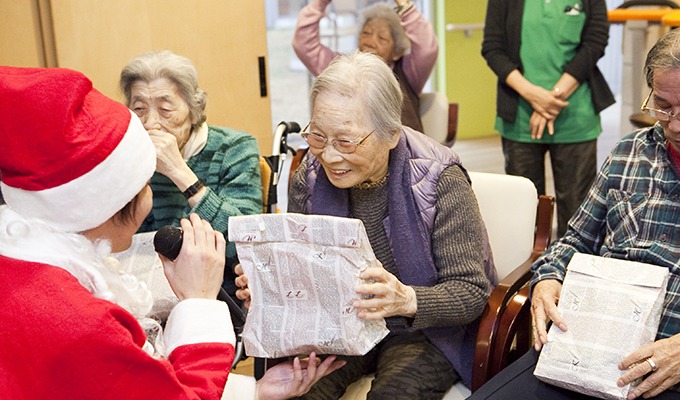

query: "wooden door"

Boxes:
[0, 1, 46, 67]
[0, 0, 272, 153]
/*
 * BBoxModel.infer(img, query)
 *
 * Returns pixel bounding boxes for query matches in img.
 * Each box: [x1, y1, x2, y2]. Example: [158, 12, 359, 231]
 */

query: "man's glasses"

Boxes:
[641, 90, 680, 123]
[300, 123, 374, 154]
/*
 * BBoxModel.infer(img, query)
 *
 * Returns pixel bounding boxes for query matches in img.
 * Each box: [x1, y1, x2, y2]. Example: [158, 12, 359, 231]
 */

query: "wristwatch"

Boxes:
[182, 179, 204, 199]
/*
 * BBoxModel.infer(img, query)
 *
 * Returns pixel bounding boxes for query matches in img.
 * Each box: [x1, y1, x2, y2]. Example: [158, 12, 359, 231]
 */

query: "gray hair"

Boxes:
[360, 3, 411, 58]
[310, 50, 403, 142]
[120, 50, 207, 131]
[645, 28, 680, 88]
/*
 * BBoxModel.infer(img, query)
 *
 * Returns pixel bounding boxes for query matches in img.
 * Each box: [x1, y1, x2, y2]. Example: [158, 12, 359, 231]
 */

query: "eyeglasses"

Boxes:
[641, 90, 680, 123]
[300, 123, 374, 154]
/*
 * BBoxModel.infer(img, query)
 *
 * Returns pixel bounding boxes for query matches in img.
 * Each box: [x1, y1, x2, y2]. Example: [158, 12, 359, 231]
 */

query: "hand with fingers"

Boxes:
[159, 213, 226, 300]
[254, 352, 346, 400]
[530, 111, 556, 140]
[353, 262, 417, 320]
[530, 279, 567, 351]
[234, 263, 251, 309]
[617, 334, 680, 399]
[529, 85, 570, 139]
[524, 85, 569, 121]
[147, 129, 185, 178]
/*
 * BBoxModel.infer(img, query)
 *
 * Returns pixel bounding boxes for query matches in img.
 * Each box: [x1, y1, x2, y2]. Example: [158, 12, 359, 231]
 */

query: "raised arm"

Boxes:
[399, 3, 439, 94]
[292, 0, 339, 77]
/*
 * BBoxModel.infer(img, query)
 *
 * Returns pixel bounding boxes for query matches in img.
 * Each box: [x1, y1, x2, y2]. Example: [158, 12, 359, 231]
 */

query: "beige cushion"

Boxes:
[419, 92, 449, 144]
[468, 171, 538, 278]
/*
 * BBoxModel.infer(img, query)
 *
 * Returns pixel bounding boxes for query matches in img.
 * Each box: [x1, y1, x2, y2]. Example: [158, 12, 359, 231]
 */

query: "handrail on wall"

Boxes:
[445, 22, 484, 37]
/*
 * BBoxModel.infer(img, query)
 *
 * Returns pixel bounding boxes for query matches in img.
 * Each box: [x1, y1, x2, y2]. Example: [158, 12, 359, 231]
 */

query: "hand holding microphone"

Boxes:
[153, 215, 246, 328]
[154, 214, 225, 301]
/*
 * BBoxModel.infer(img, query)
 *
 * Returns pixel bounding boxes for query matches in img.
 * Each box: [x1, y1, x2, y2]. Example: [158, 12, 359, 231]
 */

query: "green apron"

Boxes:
[496, 0, 601, 144]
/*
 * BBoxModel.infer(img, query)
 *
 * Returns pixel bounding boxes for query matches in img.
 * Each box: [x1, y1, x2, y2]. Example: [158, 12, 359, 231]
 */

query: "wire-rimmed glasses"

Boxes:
[300, 122, 374, 154]
[641, 90, 680, 123]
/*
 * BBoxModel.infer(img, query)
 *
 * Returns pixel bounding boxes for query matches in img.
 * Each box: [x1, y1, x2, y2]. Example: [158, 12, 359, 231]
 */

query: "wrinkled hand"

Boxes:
[159, 213, 226, 300]
[353, 262, 417, 320]
[148, 129, 186, 178]
[234, 263, 251, 309]
[530, 111, 555, 139]
[617, 334, 680, 400]
[255, 353, 346, 400]
[525, 85, 568, 120]
[531, 279, 567, 351]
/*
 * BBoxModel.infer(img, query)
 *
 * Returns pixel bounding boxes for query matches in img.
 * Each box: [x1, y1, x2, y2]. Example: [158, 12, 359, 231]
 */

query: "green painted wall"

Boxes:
[437, 0, 498, 139]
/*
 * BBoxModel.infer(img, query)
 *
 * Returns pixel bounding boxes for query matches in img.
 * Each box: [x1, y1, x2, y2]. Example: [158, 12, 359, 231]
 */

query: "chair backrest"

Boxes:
[419, 92, 449, 145]
[468, 172, 538, 280]
[259, 156, 272, 213]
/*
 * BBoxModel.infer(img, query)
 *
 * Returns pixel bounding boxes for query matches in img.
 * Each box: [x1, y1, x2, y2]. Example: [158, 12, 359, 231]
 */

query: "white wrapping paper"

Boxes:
[534, 253, 669, 399]
[229, 213, 389, 358]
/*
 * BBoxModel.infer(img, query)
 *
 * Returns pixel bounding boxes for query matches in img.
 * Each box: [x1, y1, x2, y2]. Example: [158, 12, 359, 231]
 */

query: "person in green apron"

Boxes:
[482, 0, 615, 237]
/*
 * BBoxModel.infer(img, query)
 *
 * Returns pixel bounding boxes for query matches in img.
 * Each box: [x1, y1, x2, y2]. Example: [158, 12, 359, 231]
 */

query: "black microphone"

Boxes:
[153, 225, 184, 261]
[153, 226, 246, 329]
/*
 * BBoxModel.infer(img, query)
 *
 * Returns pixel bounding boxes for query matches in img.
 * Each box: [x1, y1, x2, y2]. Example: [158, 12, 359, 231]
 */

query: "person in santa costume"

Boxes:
[0, 66, 344, 400]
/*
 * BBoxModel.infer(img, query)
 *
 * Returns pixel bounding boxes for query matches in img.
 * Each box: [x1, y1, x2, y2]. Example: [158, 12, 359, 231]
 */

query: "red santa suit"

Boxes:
[0, 66, 236, 399]
[0, 255, 235, 400]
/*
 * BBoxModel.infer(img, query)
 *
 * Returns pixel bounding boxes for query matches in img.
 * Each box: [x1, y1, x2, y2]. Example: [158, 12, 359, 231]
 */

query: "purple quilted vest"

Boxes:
[305, 126, 497, 387]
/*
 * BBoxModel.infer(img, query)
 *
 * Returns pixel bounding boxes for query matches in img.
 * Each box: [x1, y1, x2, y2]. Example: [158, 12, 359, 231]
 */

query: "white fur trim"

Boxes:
[163, 298, 235, 356]
[1, 112, 156, 232]
[223, 374, 256, 400]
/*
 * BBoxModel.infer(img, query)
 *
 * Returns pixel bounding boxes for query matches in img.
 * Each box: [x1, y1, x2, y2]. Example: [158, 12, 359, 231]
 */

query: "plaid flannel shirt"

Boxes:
[531, 125, 680, 340]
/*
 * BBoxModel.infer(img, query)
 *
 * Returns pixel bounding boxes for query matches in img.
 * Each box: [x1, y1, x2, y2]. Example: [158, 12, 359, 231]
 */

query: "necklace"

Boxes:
[353, 173, 389, 190]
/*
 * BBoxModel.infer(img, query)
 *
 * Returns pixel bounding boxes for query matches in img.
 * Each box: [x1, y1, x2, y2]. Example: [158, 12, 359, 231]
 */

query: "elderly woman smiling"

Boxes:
[119, 50, 262, 298]
[239, 50, 494, 399]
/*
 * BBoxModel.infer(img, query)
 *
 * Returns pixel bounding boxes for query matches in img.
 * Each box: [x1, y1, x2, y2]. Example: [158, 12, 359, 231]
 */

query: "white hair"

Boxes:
[310, 50, 403, 141]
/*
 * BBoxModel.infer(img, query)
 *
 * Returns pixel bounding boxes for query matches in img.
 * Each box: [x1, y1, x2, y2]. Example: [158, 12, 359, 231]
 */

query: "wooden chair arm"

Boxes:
[471, 194, 554, 391]
[534, 195, 555, 255]
[446, 103, 458, 146]
[489, 284, 532, 377]
[471, 258, 533, 391]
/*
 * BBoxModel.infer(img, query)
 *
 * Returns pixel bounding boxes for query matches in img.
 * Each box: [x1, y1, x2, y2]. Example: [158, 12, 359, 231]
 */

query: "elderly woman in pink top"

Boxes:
[293, 0, 438, 132]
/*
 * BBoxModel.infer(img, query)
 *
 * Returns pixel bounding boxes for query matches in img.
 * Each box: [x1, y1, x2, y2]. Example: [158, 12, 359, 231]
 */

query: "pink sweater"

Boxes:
[0, 256, 235, 400]
[293, 0, 438, 94]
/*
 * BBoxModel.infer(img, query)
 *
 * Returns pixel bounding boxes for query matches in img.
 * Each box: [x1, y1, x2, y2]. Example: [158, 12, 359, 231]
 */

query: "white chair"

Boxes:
[339, 172, 555, 399]
[250, 170, 554, 399]
[419, 92, 456, 146]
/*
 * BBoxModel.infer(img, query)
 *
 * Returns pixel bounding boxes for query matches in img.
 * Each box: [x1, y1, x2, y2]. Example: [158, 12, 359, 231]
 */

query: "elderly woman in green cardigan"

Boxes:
[119, 50, 262, 299]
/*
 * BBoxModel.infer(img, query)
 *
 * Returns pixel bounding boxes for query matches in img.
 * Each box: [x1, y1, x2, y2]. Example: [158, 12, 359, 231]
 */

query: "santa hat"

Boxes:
[0, 66, 155, 233]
